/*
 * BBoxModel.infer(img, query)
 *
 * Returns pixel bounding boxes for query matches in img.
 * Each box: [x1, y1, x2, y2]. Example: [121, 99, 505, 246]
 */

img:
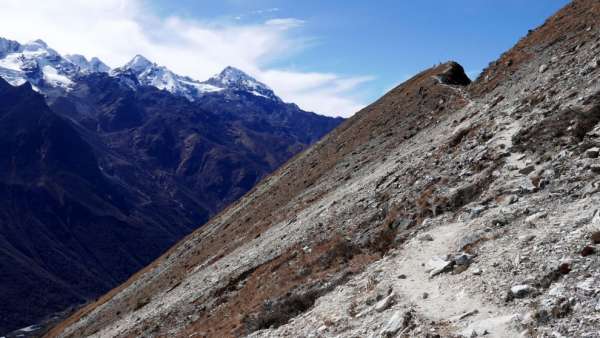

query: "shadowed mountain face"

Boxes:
[0, 63, 342, 333]
[0, 78, 197, 333]
[49, 72, 343, 214]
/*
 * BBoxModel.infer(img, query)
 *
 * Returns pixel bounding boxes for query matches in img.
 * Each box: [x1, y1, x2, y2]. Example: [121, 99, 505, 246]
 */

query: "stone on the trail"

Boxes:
[469, 205, 487, 218]
[389, 217, 413, 231]
[539, 64, 548, 73]
[501, 195, 518, 206]
[427, 256, 454, 277]
[375, 292, 396, 312]
[380, 311, 404, 337]
[453, 252, 474, 266]
[581, 245, 595, 257]
[585, 147, 600, 159]
[510, 284, 534, 299]
[418, 234, 434, 242]
[519, 165, 535, 175]
[591, 231, 600, 244]
[457, 230, 487, 250]
[518, 234, 536, 242]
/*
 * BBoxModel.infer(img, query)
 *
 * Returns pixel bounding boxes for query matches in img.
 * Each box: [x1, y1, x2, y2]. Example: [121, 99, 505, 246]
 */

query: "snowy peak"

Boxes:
[205, 66, 279, 100]
[123, 54, 153, 73]
[30, 39, 47, 47]
[89, 57, 110, 73]
[0, 37, 78, 89]
[0, 37, 21, 57]
[112, 55, 222, 100]
[112, 62, 280, 101]
[0, 37, 283, 103]
[0, 37, 110, 91]
[211, 66, 262, 86]
[65, 54, 110, 73]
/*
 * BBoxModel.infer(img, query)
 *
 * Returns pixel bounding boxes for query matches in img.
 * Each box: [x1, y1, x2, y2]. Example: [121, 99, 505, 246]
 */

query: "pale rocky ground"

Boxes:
[50, 2, 600, 338]
[247, 28, 600, 338]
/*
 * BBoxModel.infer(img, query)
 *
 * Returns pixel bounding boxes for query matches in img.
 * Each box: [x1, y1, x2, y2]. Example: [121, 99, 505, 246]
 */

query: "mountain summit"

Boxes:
[64, 54, 110, 73]
[205, 66, 280, 101]
[122, 54, 153, 72]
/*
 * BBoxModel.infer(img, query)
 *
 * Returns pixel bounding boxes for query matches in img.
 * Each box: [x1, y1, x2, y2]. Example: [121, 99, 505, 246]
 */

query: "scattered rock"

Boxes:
[422, 292, 429, 299]
[525, 212, 547, 224]
[453, 264, 469, 274]
[501, 195, 518, 206]
[519, 165, 536, 175]
[576, 277, 597, 293]
[454, 309, 479, 321]
[558, 262, 571, 275]
[580, 245, 595, 257]
[472, 268, 482, 276]
[585, 147, 600, 158]
[453, 252, 474, 266]
[508, 284, 535, 300]
[519, 234, 536, 242]
[418, 234, 434, 242]
[591, 231, 600, 244]
[539, 64, 548, 73]
[469, 205, 487, 218]
[591, 165, 600, 174]
[427, 257, 454, 278]
[398, 274, 407, 279]
[389, 217, 414, 231]
[380, 310, 413, 337]
[534, 297, 572, 323]
[457, 230, 487, 250]
[375, 292, 396, 312]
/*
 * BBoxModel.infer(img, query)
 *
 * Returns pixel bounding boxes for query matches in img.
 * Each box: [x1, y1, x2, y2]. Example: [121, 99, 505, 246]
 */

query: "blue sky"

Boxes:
[154, 0, 569, 95]
[0, 0, 570, 116]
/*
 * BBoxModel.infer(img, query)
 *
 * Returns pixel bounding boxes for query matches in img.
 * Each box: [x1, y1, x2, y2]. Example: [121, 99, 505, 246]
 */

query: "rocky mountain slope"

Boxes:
[0, 40, 342, 335]
[45, 1, 600, 337]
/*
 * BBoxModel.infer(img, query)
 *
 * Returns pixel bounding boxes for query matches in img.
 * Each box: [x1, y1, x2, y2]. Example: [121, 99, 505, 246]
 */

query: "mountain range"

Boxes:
[44, 1, 600, 337]
[0, 37, 343, 334]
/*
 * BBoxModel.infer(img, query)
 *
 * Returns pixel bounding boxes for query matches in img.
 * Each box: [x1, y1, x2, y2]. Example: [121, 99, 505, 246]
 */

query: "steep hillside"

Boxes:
[48, 1, 600, 337]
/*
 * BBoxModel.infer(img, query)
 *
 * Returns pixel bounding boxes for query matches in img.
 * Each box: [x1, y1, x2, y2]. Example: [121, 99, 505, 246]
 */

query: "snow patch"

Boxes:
[42, 65, 73, 87]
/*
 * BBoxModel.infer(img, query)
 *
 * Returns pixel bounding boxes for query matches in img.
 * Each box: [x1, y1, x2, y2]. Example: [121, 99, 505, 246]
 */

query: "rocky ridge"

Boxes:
[47, 1, 600, 337]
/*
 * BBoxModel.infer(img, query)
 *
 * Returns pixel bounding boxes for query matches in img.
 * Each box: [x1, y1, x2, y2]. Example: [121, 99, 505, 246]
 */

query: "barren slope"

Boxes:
[48, 1, 600, 337]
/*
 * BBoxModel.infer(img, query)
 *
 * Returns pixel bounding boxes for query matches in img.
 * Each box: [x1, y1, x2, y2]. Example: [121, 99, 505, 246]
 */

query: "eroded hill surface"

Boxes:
[48, 1, 600, 337]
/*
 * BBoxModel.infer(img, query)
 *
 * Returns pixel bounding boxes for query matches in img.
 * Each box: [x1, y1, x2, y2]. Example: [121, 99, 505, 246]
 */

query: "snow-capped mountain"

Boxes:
[0, 36, 282, 102]
[64, 54, 110, 73]
[0, 38, 99, 91]
[110, 55, 223, 101]
[112, 55, 280, 101]
[204, 66, 280, 101]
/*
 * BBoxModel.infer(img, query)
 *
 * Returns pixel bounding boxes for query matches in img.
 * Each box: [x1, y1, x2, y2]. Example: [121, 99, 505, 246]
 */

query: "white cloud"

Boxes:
[264, 18, 305, 29]
[0, 0, 370, 117]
